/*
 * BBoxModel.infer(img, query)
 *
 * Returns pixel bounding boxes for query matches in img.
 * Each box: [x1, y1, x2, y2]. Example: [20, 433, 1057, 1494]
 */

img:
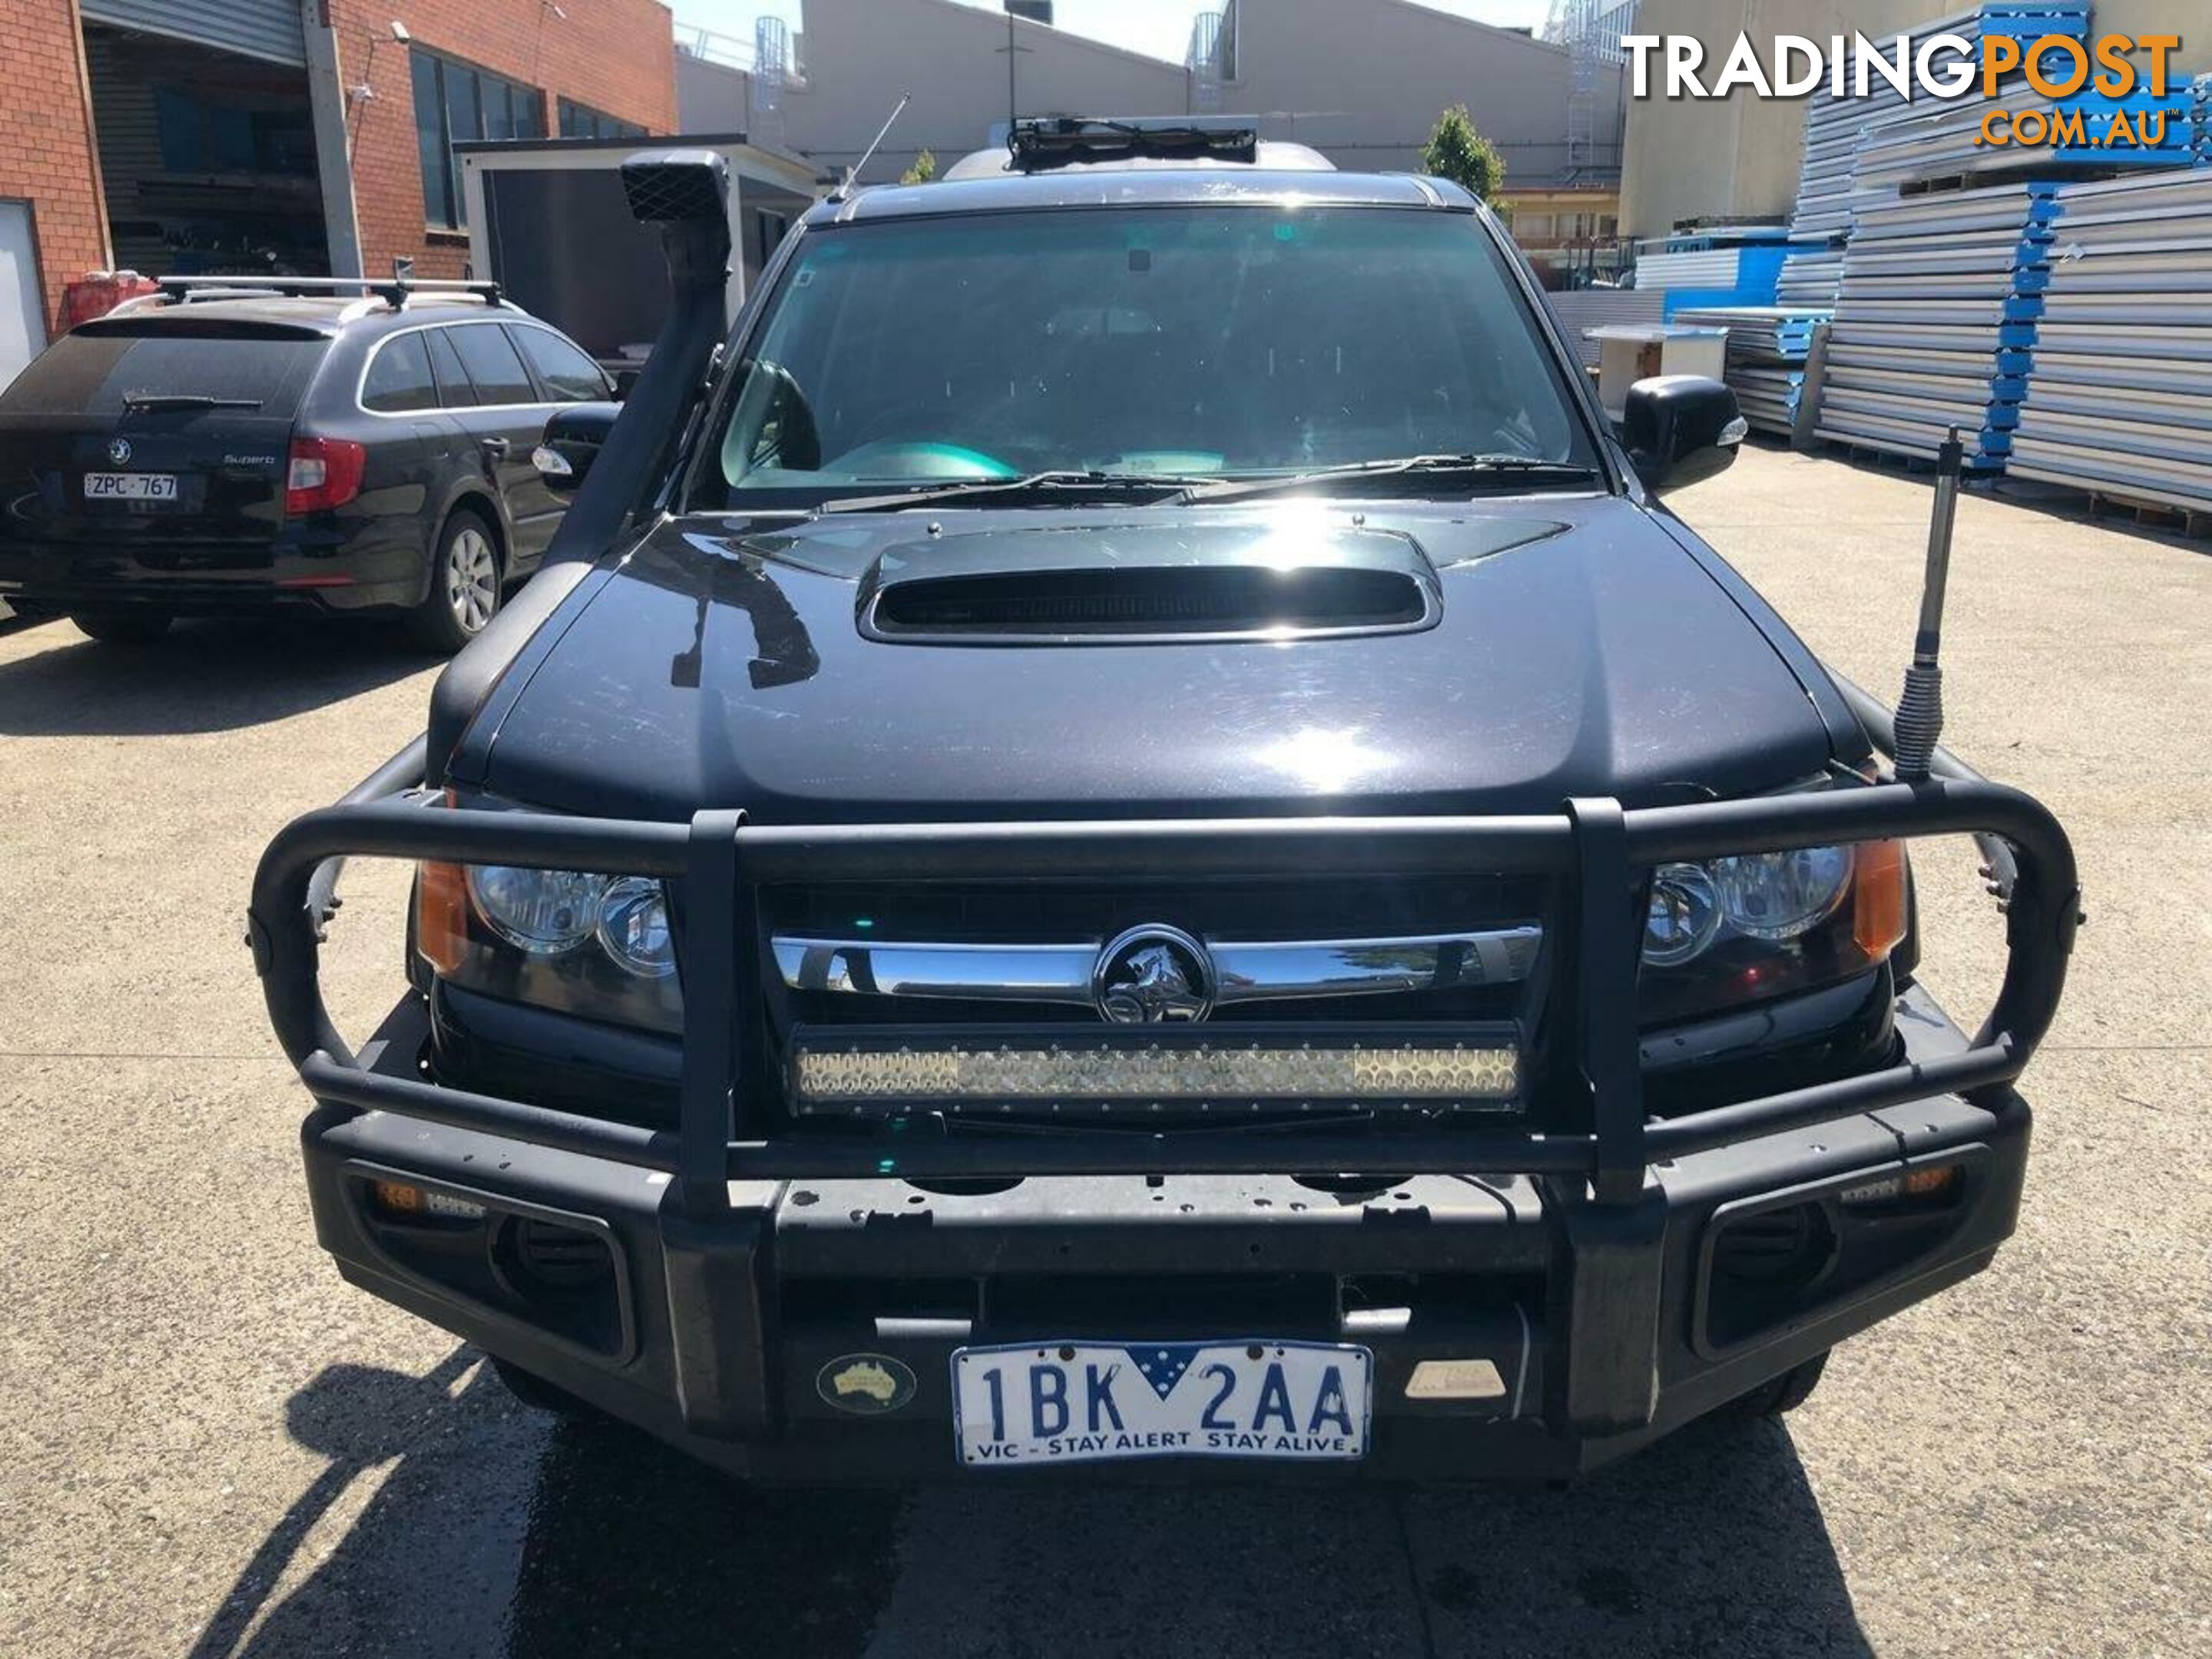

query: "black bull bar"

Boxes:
[249, 779, 2078, 1217]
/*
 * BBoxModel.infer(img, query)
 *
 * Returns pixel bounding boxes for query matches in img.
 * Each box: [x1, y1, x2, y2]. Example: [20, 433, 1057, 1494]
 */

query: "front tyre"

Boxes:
[408, 512, 502, 653]
[70, 609, 173, 645]
[1720, 1349, 1829, 1421]
[492, 1356, 606, 1422]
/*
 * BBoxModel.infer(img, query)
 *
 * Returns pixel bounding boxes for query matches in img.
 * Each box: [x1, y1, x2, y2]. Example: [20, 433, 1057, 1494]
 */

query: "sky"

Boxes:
[676, 0, 1555, 67]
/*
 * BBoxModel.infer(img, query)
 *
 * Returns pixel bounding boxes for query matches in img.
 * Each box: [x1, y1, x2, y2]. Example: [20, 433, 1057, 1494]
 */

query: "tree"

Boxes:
[899, 148, 938, 186]
[1421, 104, 1505, 205]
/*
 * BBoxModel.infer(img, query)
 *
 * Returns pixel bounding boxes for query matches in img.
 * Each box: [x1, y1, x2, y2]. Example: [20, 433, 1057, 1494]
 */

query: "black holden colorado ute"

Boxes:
[249, 125, 2078, 1481]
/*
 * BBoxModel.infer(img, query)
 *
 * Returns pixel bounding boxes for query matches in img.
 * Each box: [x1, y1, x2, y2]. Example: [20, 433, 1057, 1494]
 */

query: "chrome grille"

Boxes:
[773, 929, 1541, 1009]
[761, 876, 1546, 1031]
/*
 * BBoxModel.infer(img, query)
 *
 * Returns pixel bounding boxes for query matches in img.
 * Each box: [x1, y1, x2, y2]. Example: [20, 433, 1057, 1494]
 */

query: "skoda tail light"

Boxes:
[286, 436, 367, 515]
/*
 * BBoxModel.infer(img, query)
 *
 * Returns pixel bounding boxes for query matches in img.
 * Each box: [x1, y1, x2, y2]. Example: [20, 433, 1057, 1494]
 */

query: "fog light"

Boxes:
[791, 1038, 1519, 1113]
[1903, 1164, 1961, 1199]
[371, 1180, 487, 1220]
[1839, 1163, 1961, 1207]
[1838, 1174, 1902, 1206]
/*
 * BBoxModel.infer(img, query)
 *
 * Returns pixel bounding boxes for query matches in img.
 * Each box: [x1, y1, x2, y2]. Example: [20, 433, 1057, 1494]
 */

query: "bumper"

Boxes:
[303, 985, 2028, 1482]
[0, 532, 421, 615]
[256, 775, 2076, 1482]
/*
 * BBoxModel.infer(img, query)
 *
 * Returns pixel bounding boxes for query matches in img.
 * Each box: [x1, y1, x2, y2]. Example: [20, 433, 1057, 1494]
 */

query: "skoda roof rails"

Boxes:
[1006, 116, 1260, 171]
[148, 275, 508, 315]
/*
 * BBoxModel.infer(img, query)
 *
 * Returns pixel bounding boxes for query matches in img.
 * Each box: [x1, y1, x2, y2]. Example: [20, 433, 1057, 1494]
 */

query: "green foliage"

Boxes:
[1421, 104, 1505, 204]
[899, 148, 938, 186]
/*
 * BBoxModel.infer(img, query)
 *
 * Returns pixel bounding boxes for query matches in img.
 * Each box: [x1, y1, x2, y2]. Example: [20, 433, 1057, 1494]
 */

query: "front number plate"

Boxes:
[952, 1340, 1371, 1468]
[84, 472, 178, 502]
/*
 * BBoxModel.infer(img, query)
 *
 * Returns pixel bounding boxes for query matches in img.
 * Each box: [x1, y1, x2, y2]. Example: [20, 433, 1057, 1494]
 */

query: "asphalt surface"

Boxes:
[2, 442, 2207, 1657]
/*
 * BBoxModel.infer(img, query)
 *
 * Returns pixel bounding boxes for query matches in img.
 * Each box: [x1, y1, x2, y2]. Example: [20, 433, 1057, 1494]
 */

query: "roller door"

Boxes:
[79, 0, 306, 68]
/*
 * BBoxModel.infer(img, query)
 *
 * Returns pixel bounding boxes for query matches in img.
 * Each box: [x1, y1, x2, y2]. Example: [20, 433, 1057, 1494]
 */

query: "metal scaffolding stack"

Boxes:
[1815, 184, 2058, 468]
[2006, 170, 2212, 514]
[1671, 306, 1831, 435]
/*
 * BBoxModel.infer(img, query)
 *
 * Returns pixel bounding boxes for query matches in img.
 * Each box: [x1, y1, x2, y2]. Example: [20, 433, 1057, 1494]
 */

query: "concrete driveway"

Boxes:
[2, 443, 2205, 1657]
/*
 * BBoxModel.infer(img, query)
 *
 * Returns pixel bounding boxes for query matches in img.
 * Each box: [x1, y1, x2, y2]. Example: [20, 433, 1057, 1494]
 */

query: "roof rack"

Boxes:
[147, 275, 508, 314]
[1006, 116, 1260, 171]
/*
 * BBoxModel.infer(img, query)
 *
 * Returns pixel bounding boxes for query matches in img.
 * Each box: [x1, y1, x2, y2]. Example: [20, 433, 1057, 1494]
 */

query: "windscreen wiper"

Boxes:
[1176, 454, 1602, 504]
[816, 470, 1213, 514]
[120, 392, 265, 412]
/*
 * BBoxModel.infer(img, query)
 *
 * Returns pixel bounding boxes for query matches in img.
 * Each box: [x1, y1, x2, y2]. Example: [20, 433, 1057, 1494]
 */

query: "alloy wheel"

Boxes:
[445, 527, 498, 633]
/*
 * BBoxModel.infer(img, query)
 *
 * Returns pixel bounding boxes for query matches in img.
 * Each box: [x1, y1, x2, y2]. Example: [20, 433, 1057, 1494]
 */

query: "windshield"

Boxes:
[690, 206, 1596, 508]
[2, 324, 326, 420]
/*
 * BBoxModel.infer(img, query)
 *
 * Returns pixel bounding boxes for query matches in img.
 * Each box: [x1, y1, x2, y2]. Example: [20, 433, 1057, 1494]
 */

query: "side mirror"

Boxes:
[1623, 376, 1747, 492]
[533, 401, 621, 496]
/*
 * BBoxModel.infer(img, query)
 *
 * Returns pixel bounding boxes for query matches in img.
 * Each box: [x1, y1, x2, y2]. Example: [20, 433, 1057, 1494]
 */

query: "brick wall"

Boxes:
[331, 0, 677, 280]
[0, 0, 110, 333]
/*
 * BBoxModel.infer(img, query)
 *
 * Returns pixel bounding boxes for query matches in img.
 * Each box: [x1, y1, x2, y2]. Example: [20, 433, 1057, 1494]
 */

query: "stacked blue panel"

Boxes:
[1671, 306, 1835, 435]
[1660, 228, 1798, 254]
[1776, 244, 1846, 306]
[1816, 183, 2059, 469]
[1979, 4, 2194, 169]
[2010, 168, 2212, 512]
[1782, 2, 2095, 297]
[1653, 246, 1800, 316]
[1975, 0, 2091, 41]
[2048, 92, 2200, 167]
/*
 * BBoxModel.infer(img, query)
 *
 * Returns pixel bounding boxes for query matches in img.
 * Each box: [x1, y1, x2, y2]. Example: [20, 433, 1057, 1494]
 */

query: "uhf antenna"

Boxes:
[830, 92, 911, 201]
[1892, 426, 1963, 783]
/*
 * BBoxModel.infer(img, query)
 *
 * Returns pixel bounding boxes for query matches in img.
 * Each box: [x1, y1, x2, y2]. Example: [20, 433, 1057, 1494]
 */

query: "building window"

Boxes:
[558, 98, 647, 141]
[412, 50, 546, 230]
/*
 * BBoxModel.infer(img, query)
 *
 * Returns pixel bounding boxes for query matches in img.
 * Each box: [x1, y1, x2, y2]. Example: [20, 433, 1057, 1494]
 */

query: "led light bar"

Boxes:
[790, 1029, 1520, 1116]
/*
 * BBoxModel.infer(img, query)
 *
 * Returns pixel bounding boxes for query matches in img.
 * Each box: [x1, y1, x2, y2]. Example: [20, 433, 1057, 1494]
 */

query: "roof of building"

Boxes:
[452, 131, 820, 178]
[894, 0, 1190, 76]
[1368, 0, 1577, 59]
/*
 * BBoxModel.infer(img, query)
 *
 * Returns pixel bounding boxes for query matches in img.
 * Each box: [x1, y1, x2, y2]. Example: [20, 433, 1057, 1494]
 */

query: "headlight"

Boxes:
[1708, 846, 1853, 940]
[1643, 863, 1722, 968]
[468, 866, 604, 955]
[415, 803, 684, 1035]
[1639, 825, 1907, 1027]
[595, 877, 677, 978]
